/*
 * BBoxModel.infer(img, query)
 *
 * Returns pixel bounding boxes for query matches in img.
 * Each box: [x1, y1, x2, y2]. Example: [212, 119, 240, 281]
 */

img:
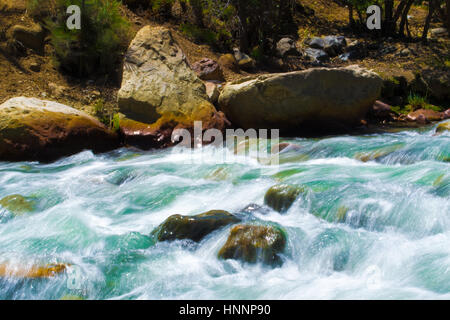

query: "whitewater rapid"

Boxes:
[0, 123, 449, 299]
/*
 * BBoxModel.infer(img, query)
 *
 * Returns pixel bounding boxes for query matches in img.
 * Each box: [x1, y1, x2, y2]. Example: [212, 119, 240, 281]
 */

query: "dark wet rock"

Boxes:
[304, 48, 329, 63]
[151, 210, 241, 242]
[218, 224, 287, 266]
[264, 184, 304, 213]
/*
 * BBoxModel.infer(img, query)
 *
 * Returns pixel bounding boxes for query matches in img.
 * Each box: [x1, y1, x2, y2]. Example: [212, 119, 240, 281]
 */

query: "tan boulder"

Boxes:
[118, 26, 223, 135]
[0, 97, 119, 162]
[218, 65, 382, 132]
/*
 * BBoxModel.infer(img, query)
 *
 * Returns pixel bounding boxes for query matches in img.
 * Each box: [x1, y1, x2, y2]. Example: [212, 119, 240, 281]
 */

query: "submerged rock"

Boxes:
[264, 184, 304, 213]
[0, 97, 119, 162]
[151, 210, 241, 242]
[436, 121, 450, 134]
[0, 194, 34, 216]
[218, 225, 287, 266]
[0, 263, 67, 278]
[218, 65, 382, 133]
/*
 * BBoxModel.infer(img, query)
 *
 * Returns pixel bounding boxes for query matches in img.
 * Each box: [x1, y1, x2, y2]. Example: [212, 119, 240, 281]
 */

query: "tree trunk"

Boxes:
[446, 0, 450, 30]
[348, 3, 355, 28]
[384, 0, 395, 35]
[235, 0, 249, 52]
[422, 0, 436, 42]
[399, 0, 414, 37]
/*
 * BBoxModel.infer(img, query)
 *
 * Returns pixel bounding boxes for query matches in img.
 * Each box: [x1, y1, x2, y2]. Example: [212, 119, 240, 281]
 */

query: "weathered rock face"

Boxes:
[218, 65, 382, 132]
[264, 184, 303, 213]
[0, 97, 119, 162]
[218, 225, 287, 266]
[118, 26, 224, 144]
[151, 210, 241, 242]
[191, 58, 224, 81]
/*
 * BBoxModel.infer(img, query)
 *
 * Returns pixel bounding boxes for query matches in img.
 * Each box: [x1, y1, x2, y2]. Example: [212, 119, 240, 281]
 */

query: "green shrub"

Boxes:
[407, 94, 428, 110]
[149, 0, 175, 18]
[180, 22, 218, 47]
[45, 0, 130, 77]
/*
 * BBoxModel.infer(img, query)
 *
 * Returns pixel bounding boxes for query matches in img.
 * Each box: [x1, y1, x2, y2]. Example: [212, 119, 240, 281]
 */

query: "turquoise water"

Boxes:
[0, 122, 449, 300]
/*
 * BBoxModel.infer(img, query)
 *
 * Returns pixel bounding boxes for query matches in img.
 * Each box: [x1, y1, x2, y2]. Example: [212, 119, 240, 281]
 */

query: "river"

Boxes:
[0, 122, 449, 299]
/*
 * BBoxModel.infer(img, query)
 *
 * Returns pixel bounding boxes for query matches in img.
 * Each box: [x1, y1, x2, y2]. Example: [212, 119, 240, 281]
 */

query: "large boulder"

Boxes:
[218, 65, 382, 132]
[0, 97, 119, 162]
[117, 26, 226, 147]
[218, 225, 287, 266]
[151, 210, 241, 242]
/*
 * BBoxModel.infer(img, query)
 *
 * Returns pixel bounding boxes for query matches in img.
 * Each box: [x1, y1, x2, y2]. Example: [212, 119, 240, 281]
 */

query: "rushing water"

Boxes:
[0, 122, 449, 300]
